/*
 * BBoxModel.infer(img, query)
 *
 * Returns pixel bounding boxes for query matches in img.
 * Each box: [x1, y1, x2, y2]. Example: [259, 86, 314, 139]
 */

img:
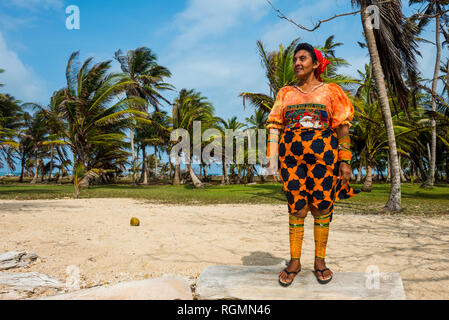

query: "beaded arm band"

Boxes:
[266, 130, 280, 159]
[337, 134, 352, 163]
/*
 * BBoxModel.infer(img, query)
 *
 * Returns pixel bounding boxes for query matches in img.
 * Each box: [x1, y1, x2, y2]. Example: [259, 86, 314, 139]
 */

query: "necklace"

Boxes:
[294, 82, 324, 94]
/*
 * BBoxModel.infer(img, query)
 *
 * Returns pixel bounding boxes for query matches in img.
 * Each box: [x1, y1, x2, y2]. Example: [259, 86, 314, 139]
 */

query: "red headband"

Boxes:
[313, 48, 330, 82]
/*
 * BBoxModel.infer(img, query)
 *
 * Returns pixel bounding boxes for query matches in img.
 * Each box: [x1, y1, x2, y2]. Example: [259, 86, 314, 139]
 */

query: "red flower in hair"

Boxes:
[313, 48, 330, 82]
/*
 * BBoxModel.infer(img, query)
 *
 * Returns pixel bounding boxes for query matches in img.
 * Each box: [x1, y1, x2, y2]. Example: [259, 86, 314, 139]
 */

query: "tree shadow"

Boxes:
[241, 251, 286, 266]
[402, 191, 449, 200]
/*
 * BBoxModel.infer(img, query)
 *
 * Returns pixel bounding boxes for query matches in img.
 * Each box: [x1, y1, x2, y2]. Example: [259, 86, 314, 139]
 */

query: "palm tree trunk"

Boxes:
[57, 147, 63, 184]
[173, 153, 181, 185]
[30, 149, 38, 184]
[387, 155, 391, 183]
[140, 144, 148, 184]
[422, 13, 441, 189]
[48, 145, 54, 183]
[399, 153, 407, 182]
[361, 5, 401, 211]
[224, 163, 230, 184]
[187, 163, 204, 188]
[19, 150, 25, 182]
[362, 164, 373, 192]
[130, 127, 136, 184]
[418, 155, 426, 182]
[168, 150, 173, 181]
[221, 162, 225, 185]
[154, 145, 158, 180]
[356, 160, 363, 183]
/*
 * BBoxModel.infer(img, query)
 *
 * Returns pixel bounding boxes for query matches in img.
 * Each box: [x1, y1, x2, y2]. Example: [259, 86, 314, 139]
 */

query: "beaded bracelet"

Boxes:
[338, 149, 352, 162]
[338, 135, 350, 140]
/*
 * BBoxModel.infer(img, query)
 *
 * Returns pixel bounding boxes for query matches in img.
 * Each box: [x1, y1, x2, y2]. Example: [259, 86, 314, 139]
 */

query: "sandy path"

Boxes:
[0, 198, 448, 299]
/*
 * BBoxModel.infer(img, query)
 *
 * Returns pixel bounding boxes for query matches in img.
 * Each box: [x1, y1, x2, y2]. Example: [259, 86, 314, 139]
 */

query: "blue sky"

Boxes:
[1, 0, 443, 125]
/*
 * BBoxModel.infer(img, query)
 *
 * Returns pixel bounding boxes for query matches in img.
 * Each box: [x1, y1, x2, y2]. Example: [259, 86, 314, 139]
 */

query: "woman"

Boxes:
[266, 42, 358, 287]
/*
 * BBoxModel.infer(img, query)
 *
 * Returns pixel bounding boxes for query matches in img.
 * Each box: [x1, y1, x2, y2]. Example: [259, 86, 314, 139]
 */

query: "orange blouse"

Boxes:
[266, 82, 354, 131]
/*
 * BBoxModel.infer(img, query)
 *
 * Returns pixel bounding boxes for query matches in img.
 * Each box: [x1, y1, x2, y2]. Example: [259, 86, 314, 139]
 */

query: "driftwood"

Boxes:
[0, 251, 63, 299]
[0, 272, 64, 290]
[0, 251, 39, 271]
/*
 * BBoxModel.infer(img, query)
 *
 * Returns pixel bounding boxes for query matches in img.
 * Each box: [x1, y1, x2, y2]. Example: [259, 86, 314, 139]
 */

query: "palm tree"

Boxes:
[114, 47, 174, 184]
[216, 116, 246, 185]
[245, 109, 268, 182]
[351, 0, 420, 211]
[409, 0, 449, 188]
[439, 57, 449, 98]
[20, 111, 50, 183]
[27, 89, 69, 182]
[0, 94, 22, 174]
[240, 38, 300, 113]
[170, 89, 217, 188]
[316, 35, 359, 87]
[135, 110, 170, 184]
[59, 51, 149, 187]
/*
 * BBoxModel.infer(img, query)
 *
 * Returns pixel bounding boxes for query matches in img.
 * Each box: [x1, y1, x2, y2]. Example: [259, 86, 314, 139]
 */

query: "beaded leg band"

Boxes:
[314, 211, 332, 259]
[289, 214, 304, 260]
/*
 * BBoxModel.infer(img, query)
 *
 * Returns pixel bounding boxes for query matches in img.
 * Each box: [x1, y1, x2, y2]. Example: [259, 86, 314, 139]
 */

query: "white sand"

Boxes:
[0, 198, 448, 299]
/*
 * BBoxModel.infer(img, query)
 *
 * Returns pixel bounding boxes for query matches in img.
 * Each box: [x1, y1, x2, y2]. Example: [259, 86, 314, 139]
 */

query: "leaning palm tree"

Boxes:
[114, 47, 174, 183]
[351, 0, 420, 211]
[59, 51, 149, 189]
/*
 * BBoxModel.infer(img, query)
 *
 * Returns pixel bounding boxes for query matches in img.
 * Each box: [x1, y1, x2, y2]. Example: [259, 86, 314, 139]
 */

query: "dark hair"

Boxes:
[293, 43, 317, 63]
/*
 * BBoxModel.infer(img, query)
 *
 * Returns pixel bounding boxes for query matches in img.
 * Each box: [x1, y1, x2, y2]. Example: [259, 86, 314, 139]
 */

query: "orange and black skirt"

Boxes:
[278, 127, 359, 221]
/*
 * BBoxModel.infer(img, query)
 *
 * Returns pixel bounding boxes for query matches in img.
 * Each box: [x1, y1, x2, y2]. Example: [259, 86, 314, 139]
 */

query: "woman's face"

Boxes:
[293, 49, 320, 80]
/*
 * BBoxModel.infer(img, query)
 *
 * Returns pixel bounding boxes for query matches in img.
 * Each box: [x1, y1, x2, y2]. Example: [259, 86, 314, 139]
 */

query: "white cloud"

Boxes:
[0, 32, 47, 103]
[163, 47, 267, 119]
[6, 0, 64, 10]
[171, 0, 268, 49]
[0, 13, 34, 31]
[157, 0, 272, 121]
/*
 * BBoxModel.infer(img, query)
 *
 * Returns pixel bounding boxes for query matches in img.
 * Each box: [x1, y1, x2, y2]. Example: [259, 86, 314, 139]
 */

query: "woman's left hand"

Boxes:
[339, 162, 351, 185]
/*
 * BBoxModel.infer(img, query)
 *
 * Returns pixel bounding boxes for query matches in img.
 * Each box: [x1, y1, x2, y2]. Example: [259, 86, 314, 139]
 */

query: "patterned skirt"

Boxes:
[277, 127, 359, 220]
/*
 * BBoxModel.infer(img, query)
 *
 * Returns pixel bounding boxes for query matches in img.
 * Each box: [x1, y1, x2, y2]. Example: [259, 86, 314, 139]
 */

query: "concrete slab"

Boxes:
[196, 264, 406, 300]
[38, 276, 193, 300]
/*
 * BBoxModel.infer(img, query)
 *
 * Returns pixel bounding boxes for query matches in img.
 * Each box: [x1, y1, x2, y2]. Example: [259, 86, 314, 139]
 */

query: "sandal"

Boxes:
[314, 268, 333, 285]
[278, 267, 301, 287]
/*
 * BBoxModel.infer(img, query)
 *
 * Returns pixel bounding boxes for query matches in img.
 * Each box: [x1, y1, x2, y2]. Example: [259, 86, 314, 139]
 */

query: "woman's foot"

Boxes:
[279, 259, 301, 285]
[314, 257, 333, 283]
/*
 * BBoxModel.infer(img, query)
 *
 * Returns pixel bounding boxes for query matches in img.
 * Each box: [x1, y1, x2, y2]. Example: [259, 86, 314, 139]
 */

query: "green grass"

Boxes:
[1, 180, 448, 216]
